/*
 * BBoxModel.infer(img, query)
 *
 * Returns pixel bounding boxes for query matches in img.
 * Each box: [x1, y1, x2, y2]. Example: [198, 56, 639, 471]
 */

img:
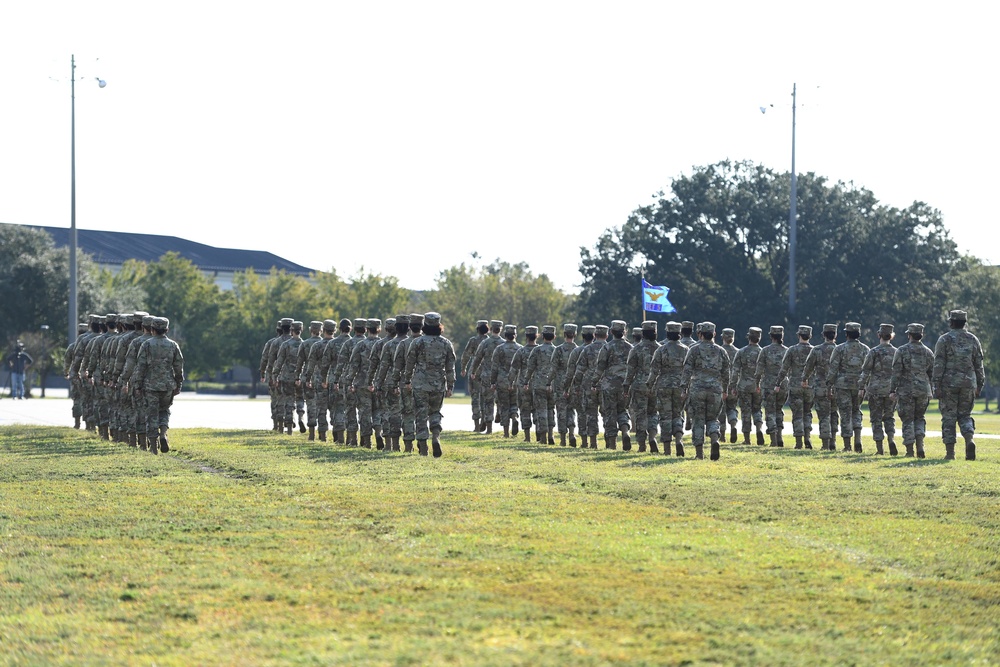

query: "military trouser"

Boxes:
[629, 387, 656, 440]
[294, 382, 305, 420]
[400, 386, 416, 440]
[71, 379, 83, 418]
[354, 385, 374, 436]
[383, 389, 402, 438]
[570, 387, 587, 432]
[532, 387, 555, 434]
[373, 389, 386, 435]
[599, 382, 630, 438]
[787, 386, 814, 437]
[413, 388, 445, 440]
[517, 387, 535, 431]
[344, 387, 359, 432]
[144, 389, 174, 433]
[689, 388, 723, 446]
[811, 384, 838, 439]
[280, 381, 298, 426]
[897, 392, 930, 446]
[81, 380, 96, 423]
[718, 393, 738, 427]
[494, 379, 516, 425]
[555, 391, 576, 435]
[737, 388, 763, 433]
[939, 387, 976, 445]
[304, 384, 320, 428]
[761, 387, 787, 435]
[655, 386, 685, 440]
[835, 388, 863, 437]
[579, 387, 600, 436]
[468, 376, 481, 423]
[867, 394, 896, 441]
[479, 378, 497, 425]
[330, 384, 347, 431]
[130, 389, 146, 434]
[269, 382, 279, 421]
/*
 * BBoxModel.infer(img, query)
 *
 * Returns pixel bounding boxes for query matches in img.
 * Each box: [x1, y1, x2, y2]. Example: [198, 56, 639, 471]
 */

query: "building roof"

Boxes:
[25, 224, 315, 276]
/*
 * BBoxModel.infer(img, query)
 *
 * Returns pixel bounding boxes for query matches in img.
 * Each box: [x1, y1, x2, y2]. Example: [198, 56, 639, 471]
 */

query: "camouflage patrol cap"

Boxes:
[581, 325, 596, 335]
[642, 320, 657, 333]
[949, 309, 968, 321]
[747, 327, 762, 336]
[119, 314, 132, 324]
[878, 323, 894, 336]
[424, 312, 441, 325]
[698, 321, 717, 333]
[797, 325, 812, 336]
[367, 319, 382, 329]
[595, 325, 610, 336]
[88, 314, 100, 324]
[476, 319, 488, 327]
[323, 319, 337, 332]
[353, 318, 367, 329]
[681, 321, 694, 329]
[503, 324, 517, 335]
[142, 315, 153, 327]
[845, 322, 861, 332]
[490, 320, 503, 329]
[823, 324, 837, 333]
[542, 325, 556, 335]
[291, 320, 303, 330]
[610, 320, 627, 333]
[409, 313, 424, 325]
[906, 323, 925, 335]
[563, 323, 578, 335]
[309, 320, 323, 330]
[133, 311, 149, 325]
[106, 313, 118, 324]
[279, 318, 294, 327]
[665, 321, 682, 333]
[339, 318, 352, 329]
[631, 327, 642, 337]
[78, 323, 88, 333]
[95, 315, 106, 324]
[721, 328, 735, 336]
[769, 325, 784, 335]
[395, 314, 410, 324]
[152, 317, 169, 329]
[385, 317, 396, 329]
[524, 326, 539, 335]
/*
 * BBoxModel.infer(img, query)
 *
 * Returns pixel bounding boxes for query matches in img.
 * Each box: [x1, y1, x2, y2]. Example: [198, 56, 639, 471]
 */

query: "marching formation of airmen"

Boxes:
[64, 312, 185, 454]
[462, 310, 985, 461]
[260, 313, 455, 458]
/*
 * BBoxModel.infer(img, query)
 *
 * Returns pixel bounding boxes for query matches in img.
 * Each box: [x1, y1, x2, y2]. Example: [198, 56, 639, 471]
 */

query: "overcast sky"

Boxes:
[2, 1, 996, 293]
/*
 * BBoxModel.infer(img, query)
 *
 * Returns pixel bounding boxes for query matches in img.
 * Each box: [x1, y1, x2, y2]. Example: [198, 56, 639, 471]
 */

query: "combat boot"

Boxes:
[768, 431, 777, 447]
[127, 432, 136, 448]
[99, 425, 109, 440]
[298, 417, 307, 434]
[274, 418, 281, 432]
[875, 439, 884, 455]
[503, 422, 510, 438]
[795, 435, 803, 449]
[485, 420, 493, 435]
[361, 435, 372, 449]
[730, 424, 738, 443]
[148, 436, 158, 454]
[755, 428, 765, 446]
[404, 439, 414, 453]
[649, 433, 658, 453]
[536, 428, 544, 443]
[159, 426, 170, 453]
[695, 445, 704, 460]
[74, 416, 81, 429]
[674, 435, 685, 458]
[523, 427, 531, 443]
[318, 429, 327, 442]
[432, 434, 443, 458]
[569, 429, 577, 447]
[710, 432, 721, 461]
[308, 426, 316, 442]
[334, 430, 345, 444]
[842, 436, 852, 452]
[375, 434, 385, 450]
[888, 435, 898, 456]
[547, 429, 555, 444]
[606, 435, 616, 450]
[742, 430, 751, 445]
[904, 442, 914, 457]
[804, 435, 813, 449]
[560, 433, 566, 446]
[472, 417, 480, 433]
[637, 434, 646, 452]
[347, 430, 358, 446]
[511, 418, 519, 436]
[776, 430, 785, 447]
[285, 423, 293, 435]
[853, 428, 863, 453]
[965, 436, 976, 461]
[417, 439, 429, 456]
[393, 437, 401, 452]
[621, 432, 632, 451]
[138, 433, 147, 451]
[944, 443, 955, 460]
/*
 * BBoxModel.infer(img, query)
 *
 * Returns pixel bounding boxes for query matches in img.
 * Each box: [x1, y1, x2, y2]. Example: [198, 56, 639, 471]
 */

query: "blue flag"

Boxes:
[642, 279, 675, 313]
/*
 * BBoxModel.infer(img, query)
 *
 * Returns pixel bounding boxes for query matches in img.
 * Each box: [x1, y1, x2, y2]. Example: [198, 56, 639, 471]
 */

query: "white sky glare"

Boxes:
[2, 1, 997, 293]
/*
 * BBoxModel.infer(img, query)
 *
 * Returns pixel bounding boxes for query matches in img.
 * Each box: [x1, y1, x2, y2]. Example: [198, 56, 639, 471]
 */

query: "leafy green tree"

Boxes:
[313, 268, 410, 322]
[946, 258, 1000, 388]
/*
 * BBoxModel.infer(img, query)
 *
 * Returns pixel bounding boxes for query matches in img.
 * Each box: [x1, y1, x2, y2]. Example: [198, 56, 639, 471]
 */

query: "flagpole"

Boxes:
[641, 271, 646, 321]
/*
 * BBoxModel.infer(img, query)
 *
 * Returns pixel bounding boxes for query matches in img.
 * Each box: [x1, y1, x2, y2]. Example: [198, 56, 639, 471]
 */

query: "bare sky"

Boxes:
[2, 1, 997, 293]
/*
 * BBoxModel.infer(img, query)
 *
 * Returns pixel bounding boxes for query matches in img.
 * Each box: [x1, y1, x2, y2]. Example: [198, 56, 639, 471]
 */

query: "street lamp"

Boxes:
[69, 55, 106, 345]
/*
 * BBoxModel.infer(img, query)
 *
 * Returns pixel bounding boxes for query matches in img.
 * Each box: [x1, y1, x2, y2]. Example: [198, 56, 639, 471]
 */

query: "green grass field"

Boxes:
[2, 424, 998, 666]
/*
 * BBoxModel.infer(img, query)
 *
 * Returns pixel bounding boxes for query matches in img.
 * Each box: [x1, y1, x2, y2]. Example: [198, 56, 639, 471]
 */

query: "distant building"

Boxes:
[19, 224, 315, 290]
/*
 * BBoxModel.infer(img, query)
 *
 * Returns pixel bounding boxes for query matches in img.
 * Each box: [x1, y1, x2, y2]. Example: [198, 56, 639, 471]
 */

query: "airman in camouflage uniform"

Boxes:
[859, 323, 899, 455]
[549, 323, 579, 446]
[890, 323, 934, 458]
[572, 324, 607, 449]
[562, 325, 593, 447]
[469, 320, 504, 434]
[64, 322, 90, 428]
[260, 320, 286, 430]
[392, 313, 424, 451]
[368, 317, 395, 449]
[489, 324, 521, 438]
[731, 328, 765, 445]
[524, 325, 558, 444]
[462, 320, 489, 432]
[334, 318, 368, 446]
[121, 315, 155, 449]
[110, 312, 147, 445]
[592, 320, 633, 450]
[681, 322, 731, 460]
[84, 313, 119, 439]
[510, 326, 538, 442]
[321, 319, 353, 443]
[755, 326, 788, 447]
[776, 325, 815, 449]
[932, 309, 985, 461]
[304, 319, 337, 441]
[403, 312, 456, 457]
[295, 321, 324, 440]
[719, 328, 740, 443]
[647, 321, 689, 456]
[680, 320, 696, 431]
[624, 321, 660, 452]
[271, 321, 304, 434]
[374, 315, 409, 451]
[802, 324, 840, 450]
[826, 322, 870, 452]
[70, 315, 103, 431]
[133, 317, 184, 454]
[344, 319, 381, 448]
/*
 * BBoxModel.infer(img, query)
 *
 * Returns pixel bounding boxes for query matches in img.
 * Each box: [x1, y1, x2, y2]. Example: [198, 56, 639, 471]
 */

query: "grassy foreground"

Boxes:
[1, 427, 998, 666]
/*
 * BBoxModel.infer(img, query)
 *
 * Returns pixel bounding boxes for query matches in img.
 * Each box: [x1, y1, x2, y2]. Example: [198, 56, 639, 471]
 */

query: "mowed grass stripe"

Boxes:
[1, 426, 998, 666]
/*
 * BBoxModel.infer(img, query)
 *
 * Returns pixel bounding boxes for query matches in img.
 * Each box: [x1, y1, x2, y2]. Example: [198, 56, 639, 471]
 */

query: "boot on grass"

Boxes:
[888, 435, 898, 456]
[308, 426, 316, 442]
[621, 432, 632, 451]
[432, 434, 443, 458]
[417, 439, 428, 456]
[710, 432, 721, 461]
[853, 428, 863, 453]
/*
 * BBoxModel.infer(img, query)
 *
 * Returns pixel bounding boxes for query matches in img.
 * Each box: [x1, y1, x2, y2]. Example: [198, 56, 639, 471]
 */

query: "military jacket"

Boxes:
[524, 341, 557, 390]
[754, 342, 788, 389]
[730, 343, 762, 393]
[345, 336, 378, 387]
[826, 339, 871, 390]
[571, 339, 606, 392]
[548, 340, 579, 390]
[563, 343, 587, 394]
[859, 341, 897, 396]
[802, 341, 837, 389]
[624, 339, 659, 391]
[121, 333, 152, 387]
[392, 332, 421, 388]
[933, 328, 985, 390]
[296, 334, 322, 383]
[509, 342, 537, 387]
[647, 340, 689, 389]
[259, 335, 281, 379]
[135, 335, 184, 392]
[273, 337, 303, 382]
[593, 337, 633, 389]
[890, 341, 934, 396]
[322, 332, 351, 386]
[470, 334, 504, 379]
[682, 341, 731, 394]
[334, 333, 366, 386]
[265, 333, 291, 382]
[69, 330, 98, 378]
[463, 333, 488, 375]
[111, 330, 142, 384]
[489, 340, 521, 385]
[776, 342, 814, 387]
[404, 334, 456, 392]
[375, 335, 406, 389]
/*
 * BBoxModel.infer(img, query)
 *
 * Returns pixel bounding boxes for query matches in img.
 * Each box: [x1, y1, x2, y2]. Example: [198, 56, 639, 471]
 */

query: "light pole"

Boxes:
[789, 83, 797, 316]
[68, 55, 106, 345]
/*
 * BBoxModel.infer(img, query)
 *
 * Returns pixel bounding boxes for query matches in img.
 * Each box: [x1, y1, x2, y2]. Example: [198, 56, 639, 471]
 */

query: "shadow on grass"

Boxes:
[0, 427, 120, 458]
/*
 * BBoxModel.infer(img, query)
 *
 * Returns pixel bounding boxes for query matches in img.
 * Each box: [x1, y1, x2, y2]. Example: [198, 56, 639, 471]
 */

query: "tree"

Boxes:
[946, 258, 1000, 390]
[577, 160, 963, 338]
[313, 268, 411, 322]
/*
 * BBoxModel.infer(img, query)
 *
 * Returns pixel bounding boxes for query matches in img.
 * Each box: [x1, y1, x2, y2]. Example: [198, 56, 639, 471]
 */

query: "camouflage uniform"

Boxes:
[775, 325, 815, 448]
[489, 325, 521, 438]
[624, 321, 660, 452]
[133, 317, 184, 454]
[754, 326, 788, 446]
[259, 321, 285, 428]
[563, 327, 592, 447]
[802, 324, 840, 449]
[296, 322, 324, 439]
[271, 323, 304, 434]
[932, 310, 985, 460]
[335, 319, 368, 445]
[510, 327, 538, 441]
[647, 322, 689, 455]
[890, 323, 934, 458]
[64, 323, 90, 427]
[403, 312, 455, 457]
[368, 317, 395, 446]
[730, 329, 764, 445]
[592, 320, 633, 449]
[321, 322, 353, 441]
[826, 322, 870, 452]
[121, 316, 154, 448]
[859, 324, 898, 455]
[304, 320, 336, 441]
[718, 329, 740, 442]
[572, 326, 607, 448]
[392, 314, 424, 448]
[549, 324, 579, 445]
[70, 315, 104, 431]
[524, 326, 558, 444]
[679, 320, 696, 431]
[469, 321, 504, 434]
[84, 314, 119, 438]
[375, 316, 408, 450]
[462, 321, 489, 430]
[681, 322, 731, 460]
[344, 320, 381, 448]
